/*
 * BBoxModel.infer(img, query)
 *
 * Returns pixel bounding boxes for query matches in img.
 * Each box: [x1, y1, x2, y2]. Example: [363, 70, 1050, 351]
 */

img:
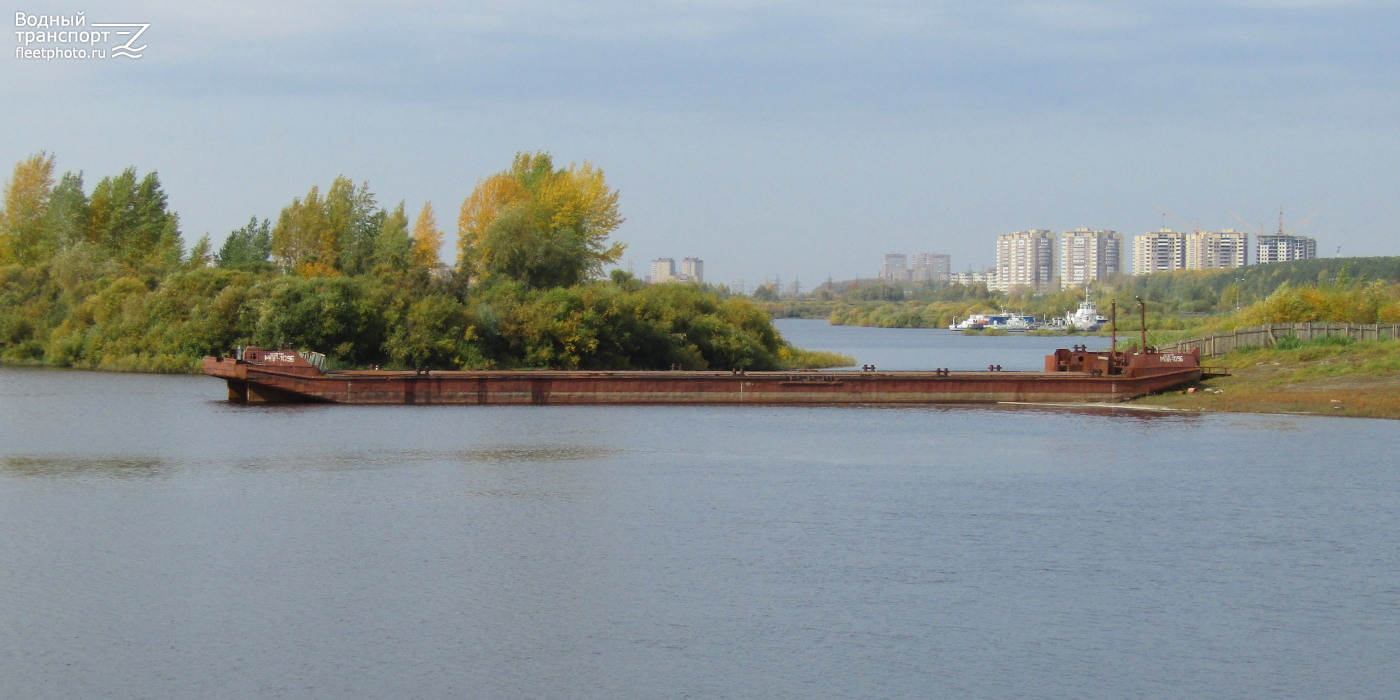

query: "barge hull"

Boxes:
[205, 357, 1201, 406]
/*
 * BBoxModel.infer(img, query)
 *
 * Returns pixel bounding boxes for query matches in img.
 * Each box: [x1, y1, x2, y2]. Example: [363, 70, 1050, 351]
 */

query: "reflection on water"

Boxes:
[458, 444, 621, 464]
[979, 401, 1207, 423]
[1220, 416, 1310, 432]
[2, 455, 167, 479]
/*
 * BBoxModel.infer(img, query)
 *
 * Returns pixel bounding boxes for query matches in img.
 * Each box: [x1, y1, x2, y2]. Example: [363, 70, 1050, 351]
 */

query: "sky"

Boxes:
[6, 0, 1399, 290]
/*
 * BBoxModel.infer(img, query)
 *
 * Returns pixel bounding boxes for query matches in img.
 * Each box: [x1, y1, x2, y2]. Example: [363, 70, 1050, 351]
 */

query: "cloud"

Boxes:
[1221, 0, 1384, 7]
[13, 0, 1400, 136]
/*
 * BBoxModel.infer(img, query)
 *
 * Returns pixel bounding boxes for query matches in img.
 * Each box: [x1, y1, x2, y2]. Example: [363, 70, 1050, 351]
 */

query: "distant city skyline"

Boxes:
[646, 256, 704, 284]
[866, 226, 1319, 290]
[681, 211, 1342, 290]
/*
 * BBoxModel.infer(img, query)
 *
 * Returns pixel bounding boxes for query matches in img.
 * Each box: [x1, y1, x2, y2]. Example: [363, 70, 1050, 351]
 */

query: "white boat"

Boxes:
[1064, 298, 1109, 331]
[996, 314, 1036, 332]
[950, 312, 1038, 332]
[949, 313, 994, 331]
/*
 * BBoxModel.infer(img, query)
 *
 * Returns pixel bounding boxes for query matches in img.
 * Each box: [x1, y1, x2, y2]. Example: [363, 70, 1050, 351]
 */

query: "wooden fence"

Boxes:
[1159, 323, 1400, 357]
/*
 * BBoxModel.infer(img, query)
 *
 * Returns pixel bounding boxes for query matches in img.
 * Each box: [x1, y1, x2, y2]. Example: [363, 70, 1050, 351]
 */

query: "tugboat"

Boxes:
[1064, 297, 1109, 331]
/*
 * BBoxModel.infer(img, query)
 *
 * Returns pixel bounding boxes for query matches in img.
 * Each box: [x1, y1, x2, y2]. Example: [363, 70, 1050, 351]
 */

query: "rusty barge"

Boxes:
[202, 345, 1203, 405]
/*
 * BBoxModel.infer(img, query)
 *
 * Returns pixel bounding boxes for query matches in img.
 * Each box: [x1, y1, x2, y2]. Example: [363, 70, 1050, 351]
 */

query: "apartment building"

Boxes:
[649, 257, 705, 283]
[910, 253, 952, 283]
[1186, 229, 1249, 270]
[1060, 228, 1122, 289]
[1132, 229, 1188, 275]
[649, 257, 676, 283]
[680, 257, 704, 283]
[994, 230, 1055, 292]
[950, 270, 998, 287]
[878, 253, 908, 281]
[1257, 234, 1317, 263]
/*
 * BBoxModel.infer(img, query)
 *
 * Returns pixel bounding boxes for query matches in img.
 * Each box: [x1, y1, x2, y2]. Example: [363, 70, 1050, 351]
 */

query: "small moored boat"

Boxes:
[949, 312, 1038, 332]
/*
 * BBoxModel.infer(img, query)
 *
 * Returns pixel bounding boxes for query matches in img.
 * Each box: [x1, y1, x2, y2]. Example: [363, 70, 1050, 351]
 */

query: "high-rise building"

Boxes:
[910, 253, 952, 282]
[1133, 229, 1188, 275]
[879, 253, 908, 282]
[1060, 229, 1121, 289]
[1257, 234, 1317, 264]
[650, 256, 704, 283]
[1185, 229, 1249, 270]
[994, 230, 1055, 292]
[649, 257, 675, 283]
[680, 257, 704, 283]
[950, 270, 998, 287]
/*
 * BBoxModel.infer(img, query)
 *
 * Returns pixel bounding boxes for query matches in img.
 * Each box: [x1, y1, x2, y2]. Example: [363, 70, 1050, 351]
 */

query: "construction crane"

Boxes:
[1277, 209, 1317, 236]
[1154, 208, 1202, 233]
[1230, 208, 1317, 237]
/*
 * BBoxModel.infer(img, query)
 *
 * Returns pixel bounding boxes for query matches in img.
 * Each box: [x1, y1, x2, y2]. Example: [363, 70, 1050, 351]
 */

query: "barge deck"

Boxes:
[203, 346, 1203, 405]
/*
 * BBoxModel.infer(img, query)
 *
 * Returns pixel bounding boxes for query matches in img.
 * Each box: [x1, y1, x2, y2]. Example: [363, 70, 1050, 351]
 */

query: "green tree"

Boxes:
[187, 234, 214, 269]
[250, 276, 387, 364]
[87, 167, 183, 271]
[372, 202, 411, 279]
[457, 152, 625, 289]
[384, 294, 469, 368]
[44, 170, 89, 252]
[331, 178, 381, 276]
[610, 268, 642, 291]
[271, 185, 330, 275]
[272, 177, 383, 277]
[216, 217, 273, 272]
[752, 283, 779, 302]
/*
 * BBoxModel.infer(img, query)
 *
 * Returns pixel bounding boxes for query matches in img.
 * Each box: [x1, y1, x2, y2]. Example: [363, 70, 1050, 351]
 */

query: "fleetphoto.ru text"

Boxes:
[14, 11, 148, 60]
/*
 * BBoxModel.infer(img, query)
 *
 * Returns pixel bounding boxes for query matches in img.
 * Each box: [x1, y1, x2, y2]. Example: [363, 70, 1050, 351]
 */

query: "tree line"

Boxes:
[765, 259, 1400, 332]
[1, 152, 831, 372]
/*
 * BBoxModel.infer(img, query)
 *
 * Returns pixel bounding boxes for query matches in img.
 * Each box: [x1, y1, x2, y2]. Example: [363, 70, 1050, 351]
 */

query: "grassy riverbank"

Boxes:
[1128, 337, 1400, 419]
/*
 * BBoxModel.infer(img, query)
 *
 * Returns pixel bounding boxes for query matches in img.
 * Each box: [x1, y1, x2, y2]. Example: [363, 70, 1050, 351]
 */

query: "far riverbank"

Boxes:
[775, 319, 1400, 420]
[1126, 338, 1400, 419]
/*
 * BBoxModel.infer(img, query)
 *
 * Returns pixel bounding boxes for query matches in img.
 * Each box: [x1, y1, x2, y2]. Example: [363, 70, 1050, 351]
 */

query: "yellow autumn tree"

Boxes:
[411, 201, 443, 273]
[457, 172, 527, 280]
[0, 152, 56, 265]
[456, 152, 625, 289]
[537, 161, 624, 262]
[271, 185, 333, 275]
[270, 176, 380, 277]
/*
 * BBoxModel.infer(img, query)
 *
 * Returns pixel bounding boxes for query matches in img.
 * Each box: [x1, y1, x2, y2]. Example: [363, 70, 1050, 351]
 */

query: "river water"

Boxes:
[2, 320, 1397, 698]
